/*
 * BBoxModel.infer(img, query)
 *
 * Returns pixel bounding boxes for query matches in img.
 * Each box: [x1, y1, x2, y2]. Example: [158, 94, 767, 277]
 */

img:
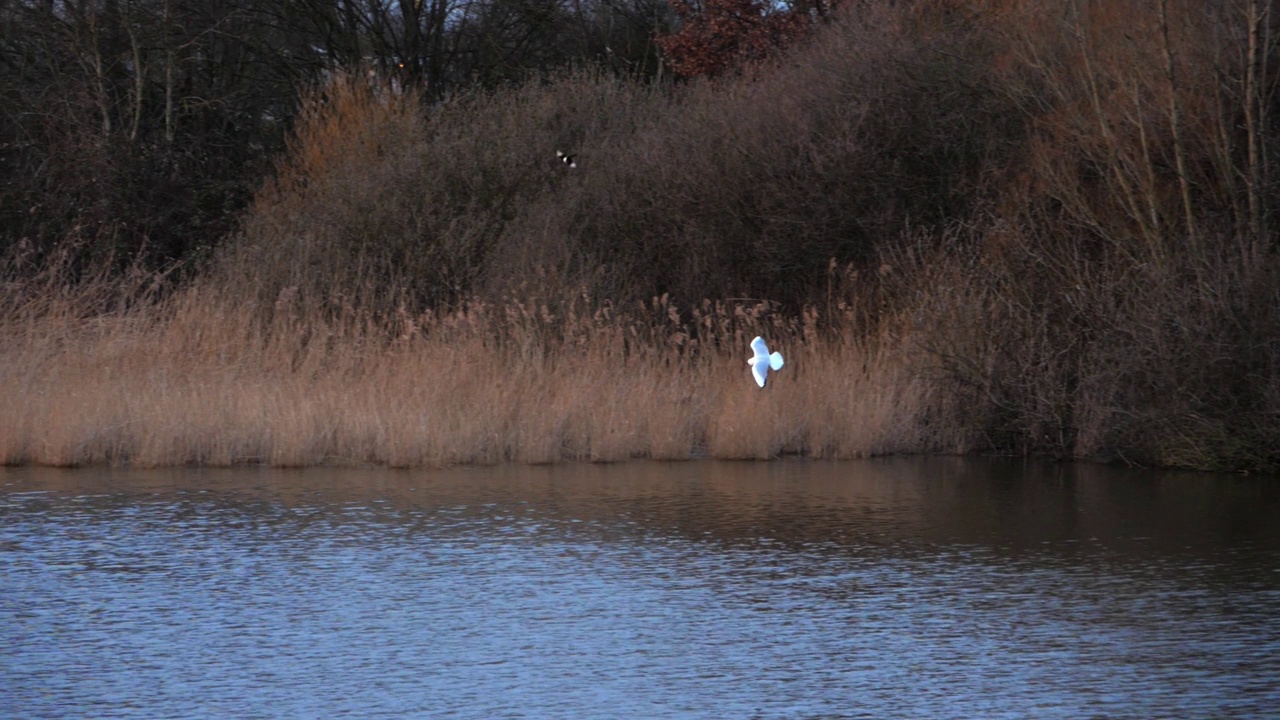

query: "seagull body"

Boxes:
[748, 336, 785, 388]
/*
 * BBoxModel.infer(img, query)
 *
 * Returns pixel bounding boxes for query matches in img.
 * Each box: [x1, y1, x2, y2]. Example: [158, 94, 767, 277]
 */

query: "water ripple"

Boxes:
[2, 460, 1278, 719]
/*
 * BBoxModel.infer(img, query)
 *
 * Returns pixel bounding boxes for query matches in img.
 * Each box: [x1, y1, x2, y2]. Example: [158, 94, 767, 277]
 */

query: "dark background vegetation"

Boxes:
[0, 0, 675, 274]
[3, 0, 1279, 470]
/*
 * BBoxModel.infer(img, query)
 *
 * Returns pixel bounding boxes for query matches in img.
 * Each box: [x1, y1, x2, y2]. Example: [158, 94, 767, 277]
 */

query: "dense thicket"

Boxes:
[225, 4, 1023, 313]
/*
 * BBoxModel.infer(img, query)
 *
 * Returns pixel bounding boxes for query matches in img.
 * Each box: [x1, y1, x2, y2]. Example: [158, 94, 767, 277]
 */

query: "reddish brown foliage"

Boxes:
[657, 0, 820, 78]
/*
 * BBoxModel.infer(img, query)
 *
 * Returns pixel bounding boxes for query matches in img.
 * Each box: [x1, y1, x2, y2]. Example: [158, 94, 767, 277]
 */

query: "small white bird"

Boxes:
[556, 150, 577, 168]
[748, 336, 785, 388]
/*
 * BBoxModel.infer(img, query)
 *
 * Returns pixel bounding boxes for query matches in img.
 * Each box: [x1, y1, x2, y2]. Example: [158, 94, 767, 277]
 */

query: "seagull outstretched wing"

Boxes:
[748, 336, 784, 388]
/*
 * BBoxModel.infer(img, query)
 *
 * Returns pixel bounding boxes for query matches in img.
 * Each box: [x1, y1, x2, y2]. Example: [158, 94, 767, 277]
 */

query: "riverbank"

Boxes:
[3, 1, 1278, 472]
[2, 259, 1276, 471]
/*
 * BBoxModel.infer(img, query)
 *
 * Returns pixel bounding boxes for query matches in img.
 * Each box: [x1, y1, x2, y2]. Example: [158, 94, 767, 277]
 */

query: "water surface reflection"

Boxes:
[3, 459, 1278, 718]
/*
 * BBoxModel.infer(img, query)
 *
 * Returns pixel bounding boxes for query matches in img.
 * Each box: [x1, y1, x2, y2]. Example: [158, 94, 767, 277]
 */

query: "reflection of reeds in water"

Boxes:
[0, 276, 958, 468]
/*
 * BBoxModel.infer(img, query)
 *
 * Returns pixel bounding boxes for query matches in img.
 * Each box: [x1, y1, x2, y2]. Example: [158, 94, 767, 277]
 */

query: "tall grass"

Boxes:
[0, 264, 954, 467]
[4, 0, 1278, 471]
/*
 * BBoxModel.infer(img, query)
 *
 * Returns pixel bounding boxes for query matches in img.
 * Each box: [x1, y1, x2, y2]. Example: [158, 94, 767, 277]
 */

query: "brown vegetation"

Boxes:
[3, 0, 1278, 471]
[0, 261, 950, 466]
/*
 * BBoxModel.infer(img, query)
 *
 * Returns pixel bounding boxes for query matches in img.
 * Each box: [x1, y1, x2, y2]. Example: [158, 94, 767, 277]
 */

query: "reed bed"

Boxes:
[0, 277, 960, 468]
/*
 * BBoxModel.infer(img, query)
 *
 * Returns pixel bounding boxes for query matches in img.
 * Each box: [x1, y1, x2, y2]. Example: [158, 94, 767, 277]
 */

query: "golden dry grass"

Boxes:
[0, 280, 954, 468]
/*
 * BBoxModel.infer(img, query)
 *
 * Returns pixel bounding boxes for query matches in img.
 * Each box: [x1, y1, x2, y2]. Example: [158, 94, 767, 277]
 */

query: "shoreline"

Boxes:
[3, 289, 1273, 474]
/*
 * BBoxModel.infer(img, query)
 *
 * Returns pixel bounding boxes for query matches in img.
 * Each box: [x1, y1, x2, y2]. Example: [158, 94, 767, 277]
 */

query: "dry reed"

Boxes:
[0, 274, 952, 468]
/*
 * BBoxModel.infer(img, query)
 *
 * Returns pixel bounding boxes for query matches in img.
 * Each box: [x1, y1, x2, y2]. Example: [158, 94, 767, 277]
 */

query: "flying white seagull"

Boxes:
[748, 336, 785, 388]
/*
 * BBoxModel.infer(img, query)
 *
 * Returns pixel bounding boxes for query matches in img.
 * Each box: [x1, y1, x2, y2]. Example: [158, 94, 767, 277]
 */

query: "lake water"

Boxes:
[2, 458, 1278, 719]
